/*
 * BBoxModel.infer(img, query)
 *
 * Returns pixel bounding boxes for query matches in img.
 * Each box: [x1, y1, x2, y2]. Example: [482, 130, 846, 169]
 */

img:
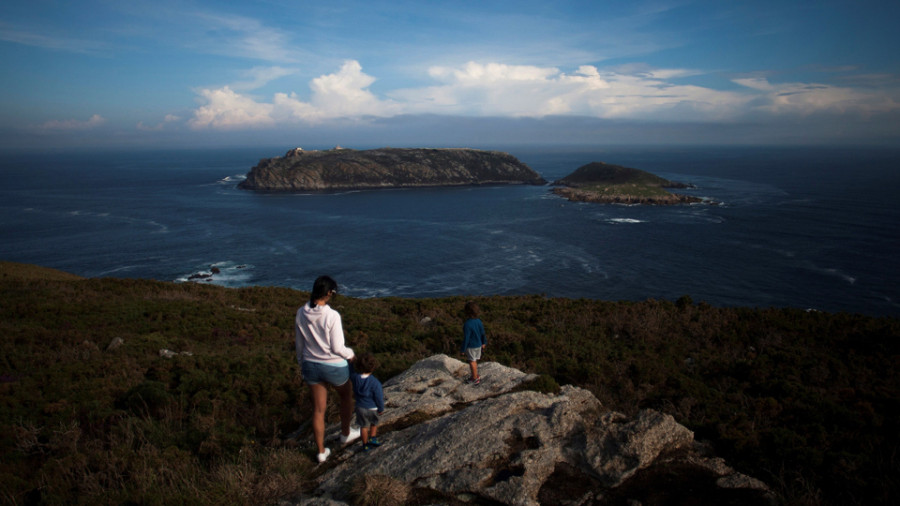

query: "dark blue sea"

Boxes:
[1, 146, 898, 318]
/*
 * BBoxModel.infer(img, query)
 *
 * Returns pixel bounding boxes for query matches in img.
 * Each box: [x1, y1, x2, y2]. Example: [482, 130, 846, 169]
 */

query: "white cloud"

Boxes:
[308, 60, 400, 117]
[0, 23, 106, 55]
[188, 87, 275, 130]
[232, 66, 298, 91]
[38, 114, 106, 131]
[429, 62, 559, 84]
[190, 60, 397, 129]
[398, 62, 748, 120]
[187, 60, 900, 131]
[191, 12, 302, 63]
[272, 92, 320, 122]
[137, 114, 181, 132]
[732, 77, 775, 92]
[734, 77, 900, 116]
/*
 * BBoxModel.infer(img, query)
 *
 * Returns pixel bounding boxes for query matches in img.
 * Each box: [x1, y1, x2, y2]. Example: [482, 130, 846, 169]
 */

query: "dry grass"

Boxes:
[350, 474, 411, 506]
[0, 260, 83, 281]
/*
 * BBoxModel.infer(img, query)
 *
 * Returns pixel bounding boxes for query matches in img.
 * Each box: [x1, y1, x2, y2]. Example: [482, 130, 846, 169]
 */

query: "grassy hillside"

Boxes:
[555, 161, 676, 187]
[1, 261, 897, 505]
[553, 161, 700, 202]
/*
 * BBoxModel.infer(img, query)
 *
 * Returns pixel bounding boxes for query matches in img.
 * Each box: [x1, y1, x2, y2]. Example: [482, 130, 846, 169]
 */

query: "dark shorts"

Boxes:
[301, 361, 350, 386]
[355, 406, 380, 428]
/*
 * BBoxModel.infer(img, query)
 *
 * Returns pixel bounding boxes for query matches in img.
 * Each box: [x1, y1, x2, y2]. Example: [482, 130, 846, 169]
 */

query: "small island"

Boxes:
[238, 147, 547, 192]
[552, 161, 706, 205]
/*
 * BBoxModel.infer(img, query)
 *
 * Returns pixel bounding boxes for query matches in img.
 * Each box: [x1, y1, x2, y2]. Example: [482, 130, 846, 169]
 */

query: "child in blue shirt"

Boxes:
[461, 301, 487, 385]
[350, 352, 385, 450]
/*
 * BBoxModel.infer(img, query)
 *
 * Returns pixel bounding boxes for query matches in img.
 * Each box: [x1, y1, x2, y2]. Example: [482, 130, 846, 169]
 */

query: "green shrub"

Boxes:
[120, 380, 173, 418]
[514, 374, 561, 394]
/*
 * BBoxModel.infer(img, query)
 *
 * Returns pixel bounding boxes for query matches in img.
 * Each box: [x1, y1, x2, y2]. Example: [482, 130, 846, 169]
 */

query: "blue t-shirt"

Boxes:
[461, 318, 487, 352]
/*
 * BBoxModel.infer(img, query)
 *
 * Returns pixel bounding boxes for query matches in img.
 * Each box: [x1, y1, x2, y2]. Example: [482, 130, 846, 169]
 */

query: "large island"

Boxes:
[552, 161, 705, 205]
[238, 147, 547, 192]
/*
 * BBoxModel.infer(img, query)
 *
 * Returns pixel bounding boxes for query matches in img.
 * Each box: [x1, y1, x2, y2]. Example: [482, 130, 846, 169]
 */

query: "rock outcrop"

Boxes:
[297, 355, 774, 505]
[238, 147, 547, 192]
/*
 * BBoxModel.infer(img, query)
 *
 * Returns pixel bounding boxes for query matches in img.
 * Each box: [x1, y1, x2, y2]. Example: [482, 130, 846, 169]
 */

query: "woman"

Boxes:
[295, 275, 358, 463]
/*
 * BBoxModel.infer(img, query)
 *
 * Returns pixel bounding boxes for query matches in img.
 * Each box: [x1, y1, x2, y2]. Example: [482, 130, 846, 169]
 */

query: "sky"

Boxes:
[1, 0, 899, 150]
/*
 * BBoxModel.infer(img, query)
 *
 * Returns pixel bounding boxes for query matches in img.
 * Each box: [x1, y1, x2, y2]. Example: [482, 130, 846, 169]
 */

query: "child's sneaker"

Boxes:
[316, 448, 331, 463]
[368, 437, 382, 447]
[362, 443, 372, 452]
[473, 377, 481, 385]
[340, 427, 360, 445]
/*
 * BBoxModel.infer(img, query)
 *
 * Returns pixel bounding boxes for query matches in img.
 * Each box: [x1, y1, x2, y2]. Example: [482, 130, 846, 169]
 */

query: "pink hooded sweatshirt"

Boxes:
[295, 303, 355, 364]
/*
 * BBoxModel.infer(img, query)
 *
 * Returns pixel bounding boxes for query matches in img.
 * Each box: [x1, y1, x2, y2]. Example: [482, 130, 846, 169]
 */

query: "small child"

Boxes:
[350, 352, 385, 450]
[461, 301, 487, 385]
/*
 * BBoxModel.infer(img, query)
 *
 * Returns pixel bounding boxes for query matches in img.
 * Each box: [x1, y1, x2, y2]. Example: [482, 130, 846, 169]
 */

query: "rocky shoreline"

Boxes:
[551, 186, 704, 205]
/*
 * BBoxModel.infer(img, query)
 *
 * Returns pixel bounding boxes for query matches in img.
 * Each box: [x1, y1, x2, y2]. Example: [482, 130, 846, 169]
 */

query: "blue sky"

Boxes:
[1, 0, 899, 150]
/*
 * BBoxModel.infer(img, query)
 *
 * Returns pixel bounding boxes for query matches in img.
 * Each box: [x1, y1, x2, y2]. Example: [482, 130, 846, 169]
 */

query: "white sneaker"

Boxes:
[316, 448, 331, 463]
[339, 427, 360, 445]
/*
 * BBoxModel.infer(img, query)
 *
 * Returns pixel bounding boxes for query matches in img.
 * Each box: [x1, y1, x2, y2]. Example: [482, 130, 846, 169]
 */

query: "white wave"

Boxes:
[607, 218, 645, 224]
[178, 261, 254, 287]
[218, 174, 247, 183]
[824, 268, 857, 285]
[95, 265, 140, 276]
[63, 208, 169, 233]
[803, 261, 857, 285]
[146, 220, 169, 234]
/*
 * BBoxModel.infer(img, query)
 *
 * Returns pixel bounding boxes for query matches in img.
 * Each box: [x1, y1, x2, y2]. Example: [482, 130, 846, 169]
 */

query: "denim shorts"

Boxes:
[301, 361, 350, 386]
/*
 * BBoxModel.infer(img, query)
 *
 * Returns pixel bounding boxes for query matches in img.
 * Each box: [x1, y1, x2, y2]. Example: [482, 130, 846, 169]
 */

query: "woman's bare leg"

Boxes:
[309, 383, 328, 454]
[335, 380, 354, 436]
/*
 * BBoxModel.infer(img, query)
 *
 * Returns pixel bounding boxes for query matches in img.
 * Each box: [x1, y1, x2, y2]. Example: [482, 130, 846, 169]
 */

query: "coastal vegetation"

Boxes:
[1, 261, 897, 505]
[552, 161, 704, 204]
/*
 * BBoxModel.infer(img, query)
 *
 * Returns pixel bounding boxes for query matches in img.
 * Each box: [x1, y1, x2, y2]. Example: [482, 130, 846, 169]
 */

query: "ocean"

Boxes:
[1, 145, 898, 318]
